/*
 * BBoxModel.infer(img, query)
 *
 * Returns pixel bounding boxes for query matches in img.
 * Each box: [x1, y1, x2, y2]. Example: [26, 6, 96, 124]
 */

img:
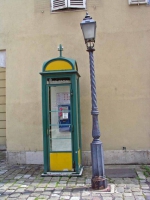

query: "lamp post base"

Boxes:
[91, 176, 107, 190]
[91, 140, 107, 190]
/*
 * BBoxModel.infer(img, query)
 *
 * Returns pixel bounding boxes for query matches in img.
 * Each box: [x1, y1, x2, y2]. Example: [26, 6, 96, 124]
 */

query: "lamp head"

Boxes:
[80, 12, 96, 49]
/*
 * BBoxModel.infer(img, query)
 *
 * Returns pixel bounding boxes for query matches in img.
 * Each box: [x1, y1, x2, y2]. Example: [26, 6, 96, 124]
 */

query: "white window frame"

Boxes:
[128, 0, 148, 5]
[51, 0, 86, 11]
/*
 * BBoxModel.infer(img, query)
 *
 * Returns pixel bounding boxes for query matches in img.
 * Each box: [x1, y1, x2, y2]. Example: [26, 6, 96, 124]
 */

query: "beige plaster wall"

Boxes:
[0, 0, 150, 153]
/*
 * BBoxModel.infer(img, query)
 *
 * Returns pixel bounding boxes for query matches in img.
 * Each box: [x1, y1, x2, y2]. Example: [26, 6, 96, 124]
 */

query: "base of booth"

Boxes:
[41, 167, 83, 177]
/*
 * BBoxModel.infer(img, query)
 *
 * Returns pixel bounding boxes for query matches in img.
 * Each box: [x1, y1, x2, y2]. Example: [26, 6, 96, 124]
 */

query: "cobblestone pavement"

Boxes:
[0, 151, 150, 200]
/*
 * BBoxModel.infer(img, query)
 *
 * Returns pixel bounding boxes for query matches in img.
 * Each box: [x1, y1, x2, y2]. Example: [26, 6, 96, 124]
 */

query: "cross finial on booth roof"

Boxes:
[58, 44, 63, 57]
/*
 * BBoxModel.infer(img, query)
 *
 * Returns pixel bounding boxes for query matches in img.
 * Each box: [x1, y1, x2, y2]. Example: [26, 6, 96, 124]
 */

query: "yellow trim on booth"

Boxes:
[78, 149, 81, 166]
[50, 152, 72, 171]
[45, 60, 72, 71]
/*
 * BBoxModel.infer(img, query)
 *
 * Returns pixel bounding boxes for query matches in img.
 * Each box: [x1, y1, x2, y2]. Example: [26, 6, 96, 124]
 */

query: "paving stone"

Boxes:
[113, 194, 123, 197]
[72, 192, 80, 196]
[0, 195, 9, 200]
[62, 192, 71, 195]
[9, 186, 18, 190]
[61, 177, 69, 181]
[124, 178, 134, 184]
[9, 193, 21, 198]
[38, 194, 49, 199]
[92, 197, 103, 200]
[69, 178, 77, 181]
[59, 181, 67, 184]
[124, 193, 133, 197]
[130, 184, 140, 187]
[102, 197, 113, 200]
[117, 184, 126, 187]
[116, 187, 124, 193]
[38, 183, 48, 187]
[51, 177, 60, 182]
[4, 189, 15, 194]
[145, 195, 150, 200]
[0, 188, 6, 193]
[0, 186, 9, 190]
[16, 180, 25, 184]
[76, 183, 85, 186]
[81, 191, 91, 196]
[131, 188, 142, 192]
[19, 194, 30, 198]
[51, 193, 60, 197]
[125, 189, 132, 193]
[134, 196, 146, 200]
[35, 188, 45, 192]
[92, 193, 101, 197]
[43, 177, 52, 181]
[55, 187, 63, 191]
[140, 180, 146, 183]
[53, 190, 62, 194]
[60, 195, 70, 199]
[30, 192, 40, 197]
[27, 197, 36, 200]
[42, 191, 52, 196]
[133, 192, 143, 196]
[124, 197, 135, 200]
[47, 183, 57, 187]
[147, 178, 150, 182]
[25, 188, 35, 193]
[101, 193, 112, 197]
[0, 170, 7, 174]
[81, 197, 92, 200]
[143, 190, 150, 194]
[67, 183, 76, 186]
[70, 197, 80, 200]
[141, 186, 149, 189]
[57, 183, 67, 187]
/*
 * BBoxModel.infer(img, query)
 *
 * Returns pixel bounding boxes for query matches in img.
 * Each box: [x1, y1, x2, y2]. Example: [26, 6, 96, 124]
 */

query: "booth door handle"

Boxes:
[47, 129, 49, 136]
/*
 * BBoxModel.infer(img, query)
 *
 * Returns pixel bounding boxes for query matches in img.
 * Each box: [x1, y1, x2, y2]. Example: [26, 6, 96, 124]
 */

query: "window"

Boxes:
[0, 51, 6, 68]
[51, 0, 86, 11]
[128, 0, 148, 5]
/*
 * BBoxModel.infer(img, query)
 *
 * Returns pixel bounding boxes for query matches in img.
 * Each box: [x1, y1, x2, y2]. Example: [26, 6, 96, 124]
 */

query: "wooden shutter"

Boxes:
[51, 0, 67, 11]
[68, 0, 86, 8]
[128, 0, 148, 4]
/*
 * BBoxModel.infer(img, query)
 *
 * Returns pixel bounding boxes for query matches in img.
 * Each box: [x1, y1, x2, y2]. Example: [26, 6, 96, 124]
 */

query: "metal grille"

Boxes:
[52, 0, 67, 10]
[69, 0, 86, 8]
[129, 0, 148, 4]
[53, 0, 65, 7]
[70, 0, 84, 6]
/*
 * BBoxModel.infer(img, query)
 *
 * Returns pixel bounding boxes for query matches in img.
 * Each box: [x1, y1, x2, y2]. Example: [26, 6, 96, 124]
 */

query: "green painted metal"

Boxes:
[40, 54, 82, 175]
[42, 77, 48, 173]
[77, 78, 82, 164]
[58, 44, 63, 57]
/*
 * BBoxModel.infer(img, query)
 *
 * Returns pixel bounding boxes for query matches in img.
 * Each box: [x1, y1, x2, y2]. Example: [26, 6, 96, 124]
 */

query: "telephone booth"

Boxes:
[40, 46, 82, 176]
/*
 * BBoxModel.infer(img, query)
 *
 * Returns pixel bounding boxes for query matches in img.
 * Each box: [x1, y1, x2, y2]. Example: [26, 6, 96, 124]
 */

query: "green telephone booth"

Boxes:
[40, 46, 82, 176]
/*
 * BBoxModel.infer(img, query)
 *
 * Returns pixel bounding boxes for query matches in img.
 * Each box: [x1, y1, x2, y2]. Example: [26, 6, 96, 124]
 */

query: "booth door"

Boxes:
[47, 84, 73, 171]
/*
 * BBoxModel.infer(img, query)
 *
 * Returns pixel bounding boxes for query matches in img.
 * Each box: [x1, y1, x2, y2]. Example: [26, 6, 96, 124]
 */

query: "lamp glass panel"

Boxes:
[81, 23, 96, 40]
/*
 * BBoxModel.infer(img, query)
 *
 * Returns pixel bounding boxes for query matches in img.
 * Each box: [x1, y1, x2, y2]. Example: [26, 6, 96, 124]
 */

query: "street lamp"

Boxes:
[80, 13, 108, 190]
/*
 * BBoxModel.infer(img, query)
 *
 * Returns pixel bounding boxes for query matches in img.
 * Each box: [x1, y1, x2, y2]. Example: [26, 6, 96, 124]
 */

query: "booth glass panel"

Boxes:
[48, 85, 72, 152]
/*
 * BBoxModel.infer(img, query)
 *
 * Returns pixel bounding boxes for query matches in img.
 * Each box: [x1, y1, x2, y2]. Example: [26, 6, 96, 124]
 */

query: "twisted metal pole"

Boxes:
[87, 47, 107, 190]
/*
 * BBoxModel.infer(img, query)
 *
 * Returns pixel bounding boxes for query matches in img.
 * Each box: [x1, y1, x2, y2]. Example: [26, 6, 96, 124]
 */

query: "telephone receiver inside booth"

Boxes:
[58, 105, 71, 132]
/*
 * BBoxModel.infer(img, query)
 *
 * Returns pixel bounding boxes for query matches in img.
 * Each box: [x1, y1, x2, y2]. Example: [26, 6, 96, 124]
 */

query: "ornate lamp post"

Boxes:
[80, 13, 107, 190]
